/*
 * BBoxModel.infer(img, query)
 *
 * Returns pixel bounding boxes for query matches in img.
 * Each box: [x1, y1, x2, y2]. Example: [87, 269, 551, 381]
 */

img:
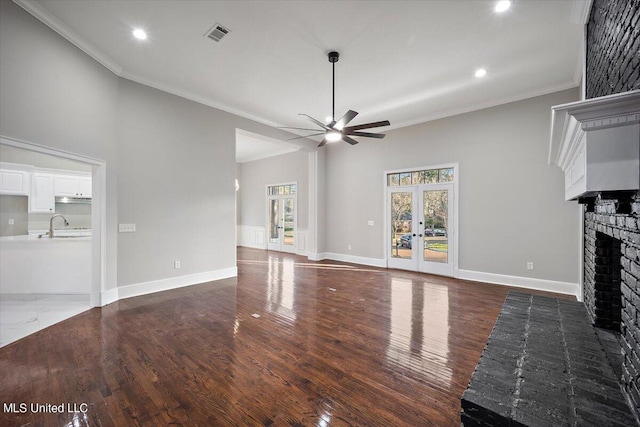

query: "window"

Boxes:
[267, 184, 297, 195]
[387, 167, 454, 186]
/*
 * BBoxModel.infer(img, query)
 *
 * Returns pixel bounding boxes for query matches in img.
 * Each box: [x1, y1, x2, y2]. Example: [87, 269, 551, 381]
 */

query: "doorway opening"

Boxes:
[386, 165, 458, 277]
[267, 183, 297, 253]
[0, 136, 105, 346]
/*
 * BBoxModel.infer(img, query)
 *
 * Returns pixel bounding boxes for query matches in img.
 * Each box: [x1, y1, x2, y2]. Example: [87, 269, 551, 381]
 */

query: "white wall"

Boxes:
[324, 88, 582, 288]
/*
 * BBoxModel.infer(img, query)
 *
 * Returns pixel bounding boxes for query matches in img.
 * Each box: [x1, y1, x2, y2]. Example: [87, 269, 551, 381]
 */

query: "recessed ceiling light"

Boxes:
[494, 1, 512, 13]
[475, 68, 487, 78]
[132, 28, 147, 40]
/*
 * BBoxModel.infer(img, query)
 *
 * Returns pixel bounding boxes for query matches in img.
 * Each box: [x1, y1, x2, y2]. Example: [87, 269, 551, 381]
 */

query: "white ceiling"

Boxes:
[16, 0, 587, 161]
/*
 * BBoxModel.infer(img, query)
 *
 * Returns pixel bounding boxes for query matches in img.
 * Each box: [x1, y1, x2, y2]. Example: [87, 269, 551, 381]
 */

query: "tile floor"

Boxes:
[0, 294, 91, 347]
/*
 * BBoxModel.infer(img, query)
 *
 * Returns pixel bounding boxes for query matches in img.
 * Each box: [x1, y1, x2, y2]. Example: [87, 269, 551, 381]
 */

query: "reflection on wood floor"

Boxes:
[0, 247, 573, 426]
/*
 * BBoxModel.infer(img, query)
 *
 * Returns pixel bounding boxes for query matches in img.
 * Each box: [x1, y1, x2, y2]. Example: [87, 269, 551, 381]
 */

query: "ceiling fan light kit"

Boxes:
[280, 51, 390, 147]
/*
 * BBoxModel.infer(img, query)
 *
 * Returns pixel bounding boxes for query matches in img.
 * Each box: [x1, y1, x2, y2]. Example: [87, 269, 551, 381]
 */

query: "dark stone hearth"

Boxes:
[461, 292, 636, 426]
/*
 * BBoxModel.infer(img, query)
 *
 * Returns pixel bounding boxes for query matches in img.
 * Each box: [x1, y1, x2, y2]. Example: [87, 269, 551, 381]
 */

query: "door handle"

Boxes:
[412, 234, 416, 237]
[419, 234, 423, 237]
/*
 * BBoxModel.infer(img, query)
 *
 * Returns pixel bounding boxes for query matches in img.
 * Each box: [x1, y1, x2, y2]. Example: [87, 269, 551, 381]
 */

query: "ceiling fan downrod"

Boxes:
[328, 51, 339, 123]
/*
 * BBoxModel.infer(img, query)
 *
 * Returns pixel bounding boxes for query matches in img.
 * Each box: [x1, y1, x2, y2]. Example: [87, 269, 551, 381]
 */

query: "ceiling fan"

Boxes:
[279, 51, 390, 148]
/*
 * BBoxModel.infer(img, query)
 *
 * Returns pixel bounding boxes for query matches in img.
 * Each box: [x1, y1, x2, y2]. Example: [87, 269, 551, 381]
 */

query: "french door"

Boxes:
[267, 196, 296, 253]
[387, 183, 454, 276]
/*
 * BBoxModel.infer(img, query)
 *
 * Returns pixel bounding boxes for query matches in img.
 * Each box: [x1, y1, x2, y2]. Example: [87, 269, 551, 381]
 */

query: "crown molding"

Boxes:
[14, 0, 123, 75]
[549, 89, 640, 166]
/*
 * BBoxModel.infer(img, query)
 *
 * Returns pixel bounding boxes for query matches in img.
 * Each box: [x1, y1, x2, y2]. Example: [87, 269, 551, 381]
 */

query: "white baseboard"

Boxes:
[307, 252, 324, 261]
[305, 254, 578, 297]
[457, 269, 579, 297]
[100, 267, 237, 305]
[315, 252, 386, 268]
[100, 287, 119, 306]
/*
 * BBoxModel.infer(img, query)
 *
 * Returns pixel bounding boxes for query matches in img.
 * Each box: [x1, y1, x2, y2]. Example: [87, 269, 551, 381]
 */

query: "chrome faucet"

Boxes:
[48, 214, 69, 238]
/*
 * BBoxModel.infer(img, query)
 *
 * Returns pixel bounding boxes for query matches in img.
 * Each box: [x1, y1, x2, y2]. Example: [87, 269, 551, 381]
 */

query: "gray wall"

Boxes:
[0, 145, 92, 172]
[0, 195, 28, 237]
[237, 150, 309, 229]
[324, 88, 581, 284]
[116, 79, 238, 285]
[0, 1, 306, 290]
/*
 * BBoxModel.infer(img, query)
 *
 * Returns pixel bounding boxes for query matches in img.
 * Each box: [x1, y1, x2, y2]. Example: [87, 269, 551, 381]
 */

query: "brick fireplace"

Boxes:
[582, 192, 640, 409]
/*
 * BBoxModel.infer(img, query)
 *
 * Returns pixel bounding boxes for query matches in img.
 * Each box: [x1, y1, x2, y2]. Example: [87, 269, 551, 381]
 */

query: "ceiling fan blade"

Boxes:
[299, 114, 331, 130]
[345, 131, 386, 139]
[334, 110, 358, 129]
[342, 135, 359, 145]
[278, 126, 324, 132]
[287, 132, 326, 141]
[317, 138, 329, 148]
[343, 120, 390, 132]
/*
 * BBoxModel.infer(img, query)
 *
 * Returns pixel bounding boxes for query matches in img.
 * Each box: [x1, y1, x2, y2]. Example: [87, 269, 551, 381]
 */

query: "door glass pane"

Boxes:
[424, 170, 438, 183]
[391, 192, 413, 259]
[399, 173, 411, 186]
[269, 199, 279, 243]
[439, 168, 454, 182]
[283, 198, 294, 246]
[423, 190, 448, 263]
[412, 171, 423, 185]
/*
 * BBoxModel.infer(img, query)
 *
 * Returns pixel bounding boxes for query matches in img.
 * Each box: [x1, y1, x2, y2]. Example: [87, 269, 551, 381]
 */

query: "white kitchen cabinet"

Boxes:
[54, 174, 92, 198]
[0, 169, 30, 195]
[30, 173, 55, 213]
[78, 177, 92, 198]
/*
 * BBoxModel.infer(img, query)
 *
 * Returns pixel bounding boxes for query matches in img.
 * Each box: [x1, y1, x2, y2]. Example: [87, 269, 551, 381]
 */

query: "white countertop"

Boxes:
[0, 234, 91, 242]
[28, 229, 92, 238]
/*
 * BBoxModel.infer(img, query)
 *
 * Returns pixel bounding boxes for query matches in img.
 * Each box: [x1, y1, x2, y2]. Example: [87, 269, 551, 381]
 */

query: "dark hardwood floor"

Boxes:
[0, 248, 574, 426]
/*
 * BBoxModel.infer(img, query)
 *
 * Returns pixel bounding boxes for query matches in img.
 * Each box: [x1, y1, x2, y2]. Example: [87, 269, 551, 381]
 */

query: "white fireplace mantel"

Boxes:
[549, 90, 640, 201]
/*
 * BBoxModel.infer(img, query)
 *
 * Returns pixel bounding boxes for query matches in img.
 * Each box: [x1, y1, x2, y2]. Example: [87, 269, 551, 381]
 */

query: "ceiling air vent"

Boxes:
[205, 24, 230, 42]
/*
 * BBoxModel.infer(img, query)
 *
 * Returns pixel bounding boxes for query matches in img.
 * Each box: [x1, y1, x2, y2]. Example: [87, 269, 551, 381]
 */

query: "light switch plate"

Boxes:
[119, 224, 136, 233]
[367, 220, 374, 226]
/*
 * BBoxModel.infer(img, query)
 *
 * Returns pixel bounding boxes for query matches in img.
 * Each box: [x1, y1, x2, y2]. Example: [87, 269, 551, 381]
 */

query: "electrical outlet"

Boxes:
[348, 244, 352, 250]
[174, 260, 181, 269]
[8, 219, 14, 225]
[527, 262, 534, 270]
[119, 224, 136, 233]
[367, 220, 374, 226]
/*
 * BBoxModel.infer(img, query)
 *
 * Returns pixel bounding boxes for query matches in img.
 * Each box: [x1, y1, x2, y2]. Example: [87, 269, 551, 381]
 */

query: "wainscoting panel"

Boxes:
[237, 225, 267, 249]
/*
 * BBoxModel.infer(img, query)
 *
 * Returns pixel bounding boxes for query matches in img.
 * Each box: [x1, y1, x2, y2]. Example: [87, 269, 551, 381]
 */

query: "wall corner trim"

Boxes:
[100, 287, 119, 306]
[103, 267, 237, 304]
[457, 269, 579, 297]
